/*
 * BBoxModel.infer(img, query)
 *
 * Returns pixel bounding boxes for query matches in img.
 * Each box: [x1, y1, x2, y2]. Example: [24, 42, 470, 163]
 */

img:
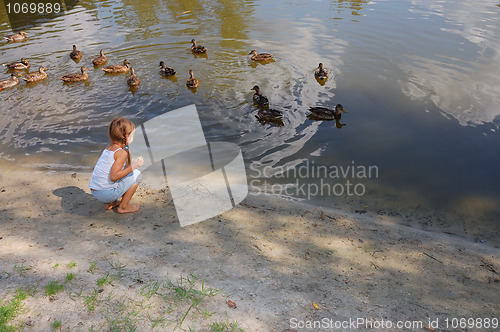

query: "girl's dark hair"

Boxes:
[109, 117, 135, 166]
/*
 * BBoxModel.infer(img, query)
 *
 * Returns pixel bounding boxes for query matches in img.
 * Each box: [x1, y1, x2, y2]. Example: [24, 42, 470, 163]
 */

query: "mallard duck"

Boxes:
[191, 39, 207, 53]
[0, 74, 20, 90]
[256, 108, 283, 122]
[186, 70, 199, 89]
[127, 67, 140, 87]
[4, 31, 27, 42]
[159, 61, 176, 76]
[102, 59, 130, 73]
[249, 50, 274, 62]
[2, 58, 30, 70]
[22, 67, 48, 83]
[314, 63, 328, 79]
[308, 104, 346, 120]
[60, 66, 90, 82]
[252, 85, 269, 108]
[70, 45, 82, 60]
[92, 50, 107, 66]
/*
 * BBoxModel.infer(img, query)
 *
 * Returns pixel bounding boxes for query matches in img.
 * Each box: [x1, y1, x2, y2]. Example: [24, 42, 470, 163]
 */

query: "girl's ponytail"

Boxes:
[109, 117, 135, 166]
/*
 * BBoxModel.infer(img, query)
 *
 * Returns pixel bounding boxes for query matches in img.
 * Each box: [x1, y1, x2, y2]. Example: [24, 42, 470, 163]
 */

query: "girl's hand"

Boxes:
[132, 156, 144, 170]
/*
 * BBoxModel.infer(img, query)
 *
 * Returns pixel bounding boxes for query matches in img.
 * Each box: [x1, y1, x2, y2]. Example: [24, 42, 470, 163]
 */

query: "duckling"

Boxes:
[251, 85, 269, 108]
[2, 58, 30, 70]
[249, 50, 274, 62]
[60, 66, 90, 82]
[186, 70, 199, 89]
[4, 31, 27, 42]
[308, 104, 346, 120]
[191, 39, 207, 53]
[22, 67, 48, 83]
[0, 74, 20, 90]
[92, 50, 107, 66]
[102, 59, 130, 73]
[127, 67, 140, 87]
[159, 61, 176, 76]
[70, 45, 82, 60]
[314, 63, 328, 79]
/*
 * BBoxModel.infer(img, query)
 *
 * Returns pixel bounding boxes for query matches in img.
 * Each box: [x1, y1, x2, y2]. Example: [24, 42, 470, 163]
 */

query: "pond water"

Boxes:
[1, 0, 499, 245]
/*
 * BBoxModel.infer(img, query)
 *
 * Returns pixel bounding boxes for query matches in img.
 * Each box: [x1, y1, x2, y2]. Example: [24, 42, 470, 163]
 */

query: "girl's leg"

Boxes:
[106, 200, 120, 210]
[117, 183, 140, 213]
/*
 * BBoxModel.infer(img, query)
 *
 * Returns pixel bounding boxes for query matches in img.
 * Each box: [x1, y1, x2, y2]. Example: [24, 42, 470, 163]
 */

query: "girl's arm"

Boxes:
[109, 149, 139, 182]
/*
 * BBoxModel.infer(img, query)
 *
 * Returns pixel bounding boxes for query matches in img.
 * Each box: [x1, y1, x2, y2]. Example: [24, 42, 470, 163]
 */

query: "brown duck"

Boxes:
[60, 66, 90, 82]
[102, 59, 130, 73]
[4, 31, 27, 42]
[22, 67, 48, 83]
[70, 45, 82, 60]
[127, 67, 140, 87]
[191, 39, 207, 53]
[2, 58, 30, 70]
[186, 70, 199, 89]
[249, 50, 274, 62]
[92, 50, 107, 66]
[0, 74, 20, 90]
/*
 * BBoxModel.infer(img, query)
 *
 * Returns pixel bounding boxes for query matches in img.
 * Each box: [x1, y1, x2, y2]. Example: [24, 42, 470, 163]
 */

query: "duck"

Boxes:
[127, 67, 140, 87]
[256, 108, 283, 122]
[0, 74, 20, 90]
[69, 45, 82, 60]
[159, 61, 176, 76]
[22, 67, 48, 83]
[191, 39, 207, 53]
[314, 63, 328, 79]
[4, 31, 27, 42]
[186, 70, 199, 89]
[2, 58, 30, 70]
[92, 50, 107, 66]
[102, 59, 130, 73]
[249, 50, 274, 62]
[251, 85, 269, 108]
[308, 104, 346, 120]
[60, 66, 90, 82]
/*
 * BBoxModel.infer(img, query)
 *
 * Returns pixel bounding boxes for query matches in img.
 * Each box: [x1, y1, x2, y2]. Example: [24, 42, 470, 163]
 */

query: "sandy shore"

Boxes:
[0, 165, 499, 331]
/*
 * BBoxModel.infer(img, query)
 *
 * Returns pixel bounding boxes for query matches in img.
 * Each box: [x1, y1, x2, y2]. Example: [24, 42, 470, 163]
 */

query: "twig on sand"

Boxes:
[370, 261, 382, 270]
[420, 252, 443, 264]
[481, 260, 497, 274]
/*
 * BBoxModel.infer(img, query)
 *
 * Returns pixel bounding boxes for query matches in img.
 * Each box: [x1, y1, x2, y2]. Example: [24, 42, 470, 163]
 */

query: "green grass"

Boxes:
[207, 320, 244, 332]
[13, 264, 32, 276]
[84, 288, 99, 311]
[65, 273, 75, 282]
[88, 261, 97, 274]
[109, 260, 126, 278]
[0, 288, 32, 331]
[97, 273, 114, 287]
[45, 281, 64, 296]
[66, 261, 77, 269]
[52, 319, 61, 331]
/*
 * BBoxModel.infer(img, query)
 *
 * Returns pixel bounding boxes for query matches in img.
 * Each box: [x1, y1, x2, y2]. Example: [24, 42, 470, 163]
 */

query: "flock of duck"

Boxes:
[1, 31, 347, 126]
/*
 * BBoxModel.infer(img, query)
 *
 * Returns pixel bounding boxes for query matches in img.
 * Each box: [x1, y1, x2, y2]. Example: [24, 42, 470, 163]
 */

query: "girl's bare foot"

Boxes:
[117, 204, 140, 214]
[106, 200, 120, 210]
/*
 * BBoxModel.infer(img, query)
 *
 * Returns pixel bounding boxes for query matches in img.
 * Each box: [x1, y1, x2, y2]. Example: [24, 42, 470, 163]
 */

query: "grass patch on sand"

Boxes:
[0, 288, 34, 331]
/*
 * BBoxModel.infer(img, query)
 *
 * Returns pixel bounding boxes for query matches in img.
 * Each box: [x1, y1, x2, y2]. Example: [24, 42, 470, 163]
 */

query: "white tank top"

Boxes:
[89, 148, 123, 190]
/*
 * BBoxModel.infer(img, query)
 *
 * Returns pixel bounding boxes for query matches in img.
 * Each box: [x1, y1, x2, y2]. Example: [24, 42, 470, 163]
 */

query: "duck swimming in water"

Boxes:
[127, 67, 140, 87]
[191, 39, 207, 53]
[159, 61, 176, 76]
[256, 108, 283, 122]
[60, 66, 90, 82]
[249, 50, 274, 62]
[4, 31, 27, 42]
[186, 70, 199, 89]
[102, 59, 130, 73]
[0, 74, 20, 90]
[314, 63, 328, 80]
[22, 67, 48, 83]
[70, 45, 82, 60]
[2, 58, 30, 70]
[251, 85, 269, 108]
[308, 104, 346, 120]
[92, 50, 107, 66]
